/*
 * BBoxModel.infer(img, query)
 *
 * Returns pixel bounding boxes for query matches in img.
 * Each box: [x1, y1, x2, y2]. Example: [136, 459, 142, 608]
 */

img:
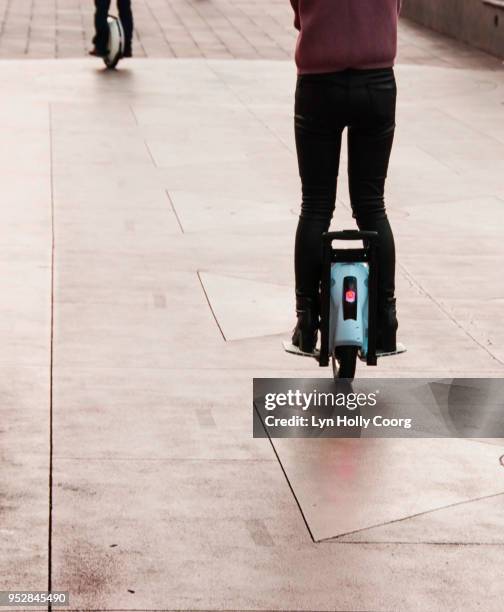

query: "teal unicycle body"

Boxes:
[319, 231, 379, 380]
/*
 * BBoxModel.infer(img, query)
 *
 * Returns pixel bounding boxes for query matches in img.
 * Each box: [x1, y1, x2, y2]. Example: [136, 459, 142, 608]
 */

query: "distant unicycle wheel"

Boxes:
[104, 15, 125, 69]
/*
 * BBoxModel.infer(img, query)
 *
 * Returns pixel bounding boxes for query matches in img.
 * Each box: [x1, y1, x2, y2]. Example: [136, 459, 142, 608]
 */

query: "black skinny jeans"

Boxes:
[93, 0, 133, 52]
[294, 68, 397, 307]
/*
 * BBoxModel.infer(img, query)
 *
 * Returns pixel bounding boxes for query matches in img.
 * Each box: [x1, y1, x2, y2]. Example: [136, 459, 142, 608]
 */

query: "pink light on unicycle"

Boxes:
[345, 290, 356, 303]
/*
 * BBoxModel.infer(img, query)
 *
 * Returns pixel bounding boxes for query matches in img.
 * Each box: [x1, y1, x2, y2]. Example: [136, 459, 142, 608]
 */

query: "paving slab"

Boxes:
[0, 369, 49, 596]
[0, 69, 52, 596]
[199, 272, 293, 341]
[52, 368, 272, 462]
[270, 438, 504, 542]
[167, 190, 296, 234]
[338, 487, 504, 544]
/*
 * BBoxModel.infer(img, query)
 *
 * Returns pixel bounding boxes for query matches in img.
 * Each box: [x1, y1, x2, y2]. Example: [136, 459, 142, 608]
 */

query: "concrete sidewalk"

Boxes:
[1, 15, 504, 612]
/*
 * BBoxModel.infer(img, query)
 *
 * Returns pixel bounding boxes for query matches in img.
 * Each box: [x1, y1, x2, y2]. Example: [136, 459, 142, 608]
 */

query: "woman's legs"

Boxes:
[292, 69, 398, 351]
[294, 78, 344, 297]
[93, 0, 111, 54]
[348, 69, 398, 349]
[293, 76, 344, 350]
[117, 0, 133, 54]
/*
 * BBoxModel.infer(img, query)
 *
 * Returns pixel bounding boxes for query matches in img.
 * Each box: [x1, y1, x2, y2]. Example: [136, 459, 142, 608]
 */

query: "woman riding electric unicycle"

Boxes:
[286, 0, 405, 379]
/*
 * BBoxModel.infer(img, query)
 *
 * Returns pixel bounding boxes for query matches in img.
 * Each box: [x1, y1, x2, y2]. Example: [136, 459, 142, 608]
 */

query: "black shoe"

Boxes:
[123, 47, 132, 58]
[377, 298, 398, 353]
[292, 295, 319, 354]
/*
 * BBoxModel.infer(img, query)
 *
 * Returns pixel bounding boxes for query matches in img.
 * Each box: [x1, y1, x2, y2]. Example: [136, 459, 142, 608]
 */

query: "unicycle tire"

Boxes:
[104, 15, 124, 69]
[332, 346, 358, 380]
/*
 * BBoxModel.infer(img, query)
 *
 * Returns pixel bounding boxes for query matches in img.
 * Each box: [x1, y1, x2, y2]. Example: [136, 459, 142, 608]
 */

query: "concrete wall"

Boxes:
[402, 0, 504, 58]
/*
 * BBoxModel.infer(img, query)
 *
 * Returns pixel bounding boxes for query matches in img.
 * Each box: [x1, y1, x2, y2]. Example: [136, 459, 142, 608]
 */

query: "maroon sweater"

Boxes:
[290, 0, 402, 74]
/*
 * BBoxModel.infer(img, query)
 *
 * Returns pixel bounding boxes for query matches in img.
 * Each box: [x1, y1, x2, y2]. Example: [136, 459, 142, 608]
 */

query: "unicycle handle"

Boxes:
[323, 230, 378, 244]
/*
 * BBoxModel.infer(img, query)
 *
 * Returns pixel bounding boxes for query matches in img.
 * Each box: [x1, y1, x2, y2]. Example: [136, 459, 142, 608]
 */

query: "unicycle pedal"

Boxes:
[282, 340, 320, 360]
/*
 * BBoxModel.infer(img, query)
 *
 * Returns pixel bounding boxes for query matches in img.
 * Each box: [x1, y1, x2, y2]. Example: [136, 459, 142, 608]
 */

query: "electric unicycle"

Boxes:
[284, 230, 405, 380]
[104, 15, 125, 69]
[319, 231, 379, 380]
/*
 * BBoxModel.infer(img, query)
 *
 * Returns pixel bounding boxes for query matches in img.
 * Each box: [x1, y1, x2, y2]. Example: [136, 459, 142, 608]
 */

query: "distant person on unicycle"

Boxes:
[289, 0, 402, 355]
[90, 0, 133, 58]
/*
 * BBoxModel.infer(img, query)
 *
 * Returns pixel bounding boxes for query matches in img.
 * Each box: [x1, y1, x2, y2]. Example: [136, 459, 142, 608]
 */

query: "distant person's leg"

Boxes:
[293, 74, 345, 352]
[117, 0, 133, 56]
[92, 0, 111, 55]
[348, 68, 398, 352]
